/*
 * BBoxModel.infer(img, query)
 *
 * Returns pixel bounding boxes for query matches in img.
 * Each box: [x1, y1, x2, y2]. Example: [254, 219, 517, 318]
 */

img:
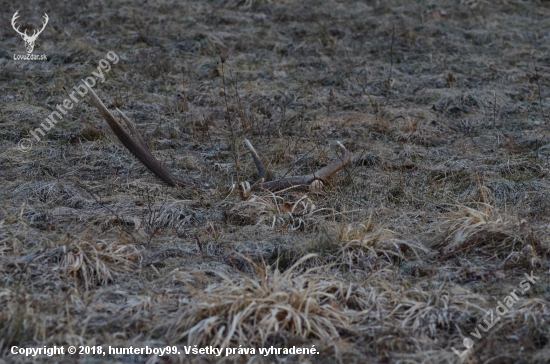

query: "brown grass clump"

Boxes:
[430, 203, 543, 266]
[5, 239, 140, 289]
[224, 192, 322, 230]
[165, 254, 364, 348]
[338, 223, 430, 271]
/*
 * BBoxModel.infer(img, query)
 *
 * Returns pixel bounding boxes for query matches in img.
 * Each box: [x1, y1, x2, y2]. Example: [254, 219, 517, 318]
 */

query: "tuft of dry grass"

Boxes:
[430, 203, 544, 266]
[339, 224, 430, 272]
[4, 238, 140, 289]
[165, 254, 365, 348]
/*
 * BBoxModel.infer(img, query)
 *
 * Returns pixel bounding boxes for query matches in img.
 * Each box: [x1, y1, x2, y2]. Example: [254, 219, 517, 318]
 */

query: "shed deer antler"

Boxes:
[86, 86, 350, 192]
[87, 85, 191, 187]
[240, 139, 350, 196]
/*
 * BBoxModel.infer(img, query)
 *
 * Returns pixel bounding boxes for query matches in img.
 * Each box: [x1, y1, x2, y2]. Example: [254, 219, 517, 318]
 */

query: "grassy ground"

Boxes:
[1, 0, 550, 363]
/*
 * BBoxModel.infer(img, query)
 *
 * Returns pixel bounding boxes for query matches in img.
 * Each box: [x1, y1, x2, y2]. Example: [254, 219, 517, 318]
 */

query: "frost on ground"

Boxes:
[1, 0, 550, 363]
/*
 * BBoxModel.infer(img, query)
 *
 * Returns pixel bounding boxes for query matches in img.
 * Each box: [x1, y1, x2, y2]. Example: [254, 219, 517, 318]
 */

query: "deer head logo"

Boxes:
[11, 11, 49, 54]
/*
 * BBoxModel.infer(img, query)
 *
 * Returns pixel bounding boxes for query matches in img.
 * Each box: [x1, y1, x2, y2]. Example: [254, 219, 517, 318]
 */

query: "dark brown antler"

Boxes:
[242, 138, 350, 194]
[87, 85, 191, 187]
[87, 87, 349, 192]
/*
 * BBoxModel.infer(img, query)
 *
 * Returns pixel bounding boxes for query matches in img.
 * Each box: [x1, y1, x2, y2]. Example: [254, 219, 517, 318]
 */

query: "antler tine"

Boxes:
[11, 11, 27, 37]
[86, 85, 191, 187]
[244, 138, 267, 182]
[244, 139, 350, 192]
[29, 13, 49, 38]
[30, 13, 50, 39]
[35, 13, 49, 36]
[312, 141, 351, 180]
[115, 107, 150, 153]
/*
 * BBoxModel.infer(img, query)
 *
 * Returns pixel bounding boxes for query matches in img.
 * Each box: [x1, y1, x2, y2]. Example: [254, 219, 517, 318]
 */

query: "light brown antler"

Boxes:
[86, 85, 191, 187]
[242, 138, 350, 193]
[87, 87, 349, 192]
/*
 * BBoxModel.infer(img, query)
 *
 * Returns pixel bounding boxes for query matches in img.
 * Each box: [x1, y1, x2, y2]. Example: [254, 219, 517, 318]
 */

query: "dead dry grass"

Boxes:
[1, 0, 550, 363]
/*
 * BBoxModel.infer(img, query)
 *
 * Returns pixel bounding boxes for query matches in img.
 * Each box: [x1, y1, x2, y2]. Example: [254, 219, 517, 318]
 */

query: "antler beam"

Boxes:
[12, 11, 49, 53]
[11, 11, 26, 38]
[11, 11, 49, 38]
[86, 87, 350, 193]
[86, 86, 191, 187]
[242, 138, 350, 193]
[34, 14, 49, 38]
